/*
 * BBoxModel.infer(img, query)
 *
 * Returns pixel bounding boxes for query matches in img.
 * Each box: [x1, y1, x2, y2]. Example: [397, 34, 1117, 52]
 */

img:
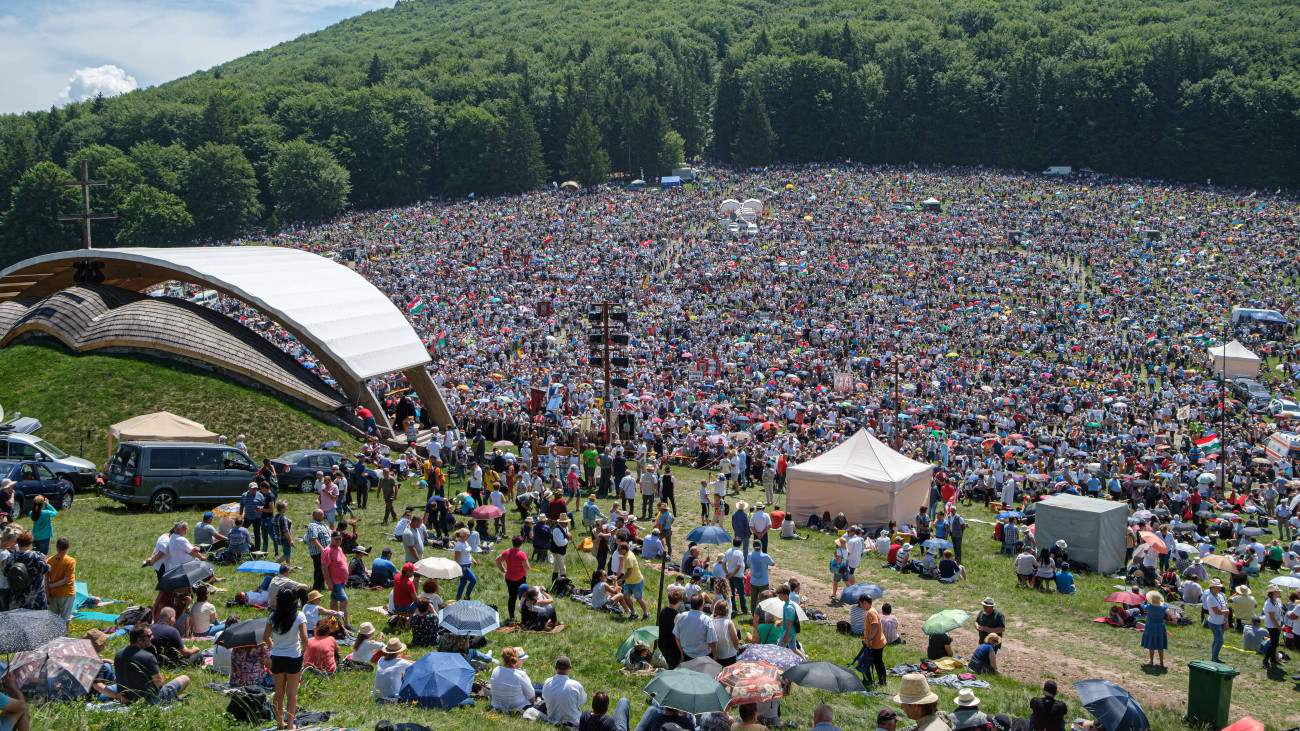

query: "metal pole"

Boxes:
[80, 160, 92, 249]
[893, 359, 901, 450]
[1219, 312, 1227, 492]
[604, 303, 613, 447]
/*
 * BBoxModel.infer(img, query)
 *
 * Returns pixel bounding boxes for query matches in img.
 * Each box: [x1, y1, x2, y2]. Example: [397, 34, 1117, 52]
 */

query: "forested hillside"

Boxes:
[1, 0, 1297, 265]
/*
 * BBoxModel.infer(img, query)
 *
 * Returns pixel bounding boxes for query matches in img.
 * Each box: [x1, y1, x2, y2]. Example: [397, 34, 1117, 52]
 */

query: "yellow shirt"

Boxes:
[622, 552, 643, 585]
[47, 553, 76, 598]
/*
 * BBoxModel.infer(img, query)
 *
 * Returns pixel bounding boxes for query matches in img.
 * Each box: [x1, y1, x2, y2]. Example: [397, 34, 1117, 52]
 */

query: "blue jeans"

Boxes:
[249, 520, 262, 553]
[1209, 622, 1224, 662]
[729, 576, 748, 613]
[456, 567, 477, 599]
[260, 517, 274, 553]
[34, 538, 49, 555]
[280, 539, 293, 560]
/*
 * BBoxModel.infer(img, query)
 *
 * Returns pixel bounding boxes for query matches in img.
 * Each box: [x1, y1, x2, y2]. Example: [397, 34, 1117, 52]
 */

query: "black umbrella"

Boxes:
[157, 561, 214, 592]
[214, 618, 267, 649]
[782, 660, 866, 693]
[1127, 479, 1151, 487]
[1195, 510, 1214, 519]
[679, 656, 722, 678]
[0, 610, 68, 654]
[1074, 679, 1149, 731]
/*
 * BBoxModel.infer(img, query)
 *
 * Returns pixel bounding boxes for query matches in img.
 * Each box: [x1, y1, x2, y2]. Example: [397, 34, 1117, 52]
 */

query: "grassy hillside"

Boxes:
[2, 0, 1299, 267]
[0, 341, 357, 468]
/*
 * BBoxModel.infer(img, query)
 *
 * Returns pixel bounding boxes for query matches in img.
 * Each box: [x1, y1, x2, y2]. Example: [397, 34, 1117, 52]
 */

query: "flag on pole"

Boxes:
[1145, 333, 1158, 345]
[406, 297, 426, 315]
[454, 295, 468, 306]
[1196, 432, 1221, 451]
[434, 330, 448, 349]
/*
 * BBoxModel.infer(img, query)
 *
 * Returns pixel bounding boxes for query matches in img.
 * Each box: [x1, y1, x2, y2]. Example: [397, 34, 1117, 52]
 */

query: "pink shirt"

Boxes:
[321, 545, 348, 585]
[319, 482, 338, 511]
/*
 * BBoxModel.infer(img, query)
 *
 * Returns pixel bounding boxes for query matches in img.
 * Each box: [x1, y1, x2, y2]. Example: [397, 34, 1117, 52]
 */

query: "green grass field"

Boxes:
[3, 345, 1294, 730]
[0, 342, 358, 468]
[31, 466, 1295, 731]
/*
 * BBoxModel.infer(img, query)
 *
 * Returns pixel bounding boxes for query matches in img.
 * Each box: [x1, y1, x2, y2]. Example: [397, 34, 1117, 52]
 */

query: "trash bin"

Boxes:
[1187, 660, 1239, 729]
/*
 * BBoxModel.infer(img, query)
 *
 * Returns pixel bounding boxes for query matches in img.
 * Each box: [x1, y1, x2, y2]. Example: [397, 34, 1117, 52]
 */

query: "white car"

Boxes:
[1268, 398, 1300, 419]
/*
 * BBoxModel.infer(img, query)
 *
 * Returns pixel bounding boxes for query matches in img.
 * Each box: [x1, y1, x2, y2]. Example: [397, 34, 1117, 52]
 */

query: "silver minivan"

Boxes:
[103, 441, 259, 512]
[0, 430, 98, 487]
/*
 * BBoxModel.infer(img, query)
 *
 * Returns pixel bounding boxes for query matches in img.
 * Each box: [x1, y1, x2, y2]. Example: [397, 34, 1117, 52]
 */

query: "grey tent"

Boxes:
[1033, 494, 1128, 574]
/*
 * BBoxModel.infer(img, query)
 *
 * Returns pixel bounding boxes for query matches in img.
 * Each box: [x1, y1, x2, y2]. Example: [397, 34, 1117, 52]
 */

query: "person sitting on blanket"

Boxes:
[520, 585, 558, 631]
[967, 634, 1000, 674]
[623, 641, 653, 672]
[348, 552, 371, 588]
[1108, 604, 1141, 628]
[939, 549, 966, 583]
[347, 622, 385, 664]
[591, 569, 633, 615]
[409, 598, 440, 647]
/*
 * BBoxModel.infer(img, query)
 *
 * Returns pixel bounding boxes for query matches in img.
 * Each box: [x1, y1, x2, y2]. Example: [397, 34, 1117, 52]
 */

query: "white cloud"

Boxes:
[0, 1, 392, 114]
[57, 65, 138, 105]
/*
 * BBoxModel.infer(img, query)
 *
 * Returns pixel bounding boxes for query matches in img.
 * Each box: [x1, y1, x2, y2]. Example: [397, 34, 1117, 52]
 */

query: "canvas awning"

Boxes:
[786, 429, 933, 527]
[108, 412, 218, 442]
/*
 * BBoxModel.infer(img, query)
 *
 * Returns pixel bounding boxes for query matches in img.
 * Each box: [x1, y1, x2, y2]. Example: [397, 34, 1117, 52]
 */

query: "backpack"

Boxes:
[4, 556, 31, 592]
[116, 605, 153, 627]
[225, 686, 272, 723]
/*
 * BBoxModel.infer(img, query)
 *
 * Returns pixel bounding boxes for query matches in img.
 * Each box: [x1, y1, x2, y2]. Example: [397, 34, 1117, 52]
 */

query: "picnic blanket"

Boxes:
[367, 606, 392, 615]
[1094, 617, 1143, 631]
[72, 611, 121, 622]
[496, 623, 565, 634]
[929, 674, 991, 690]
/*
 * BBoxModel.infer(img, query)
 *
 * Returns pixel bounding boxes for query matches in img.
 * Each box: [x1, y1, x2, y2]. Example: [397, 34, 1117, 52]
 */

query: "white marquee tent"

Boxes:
[1207, 339, 1261, 380]
[786, 429, 933, 527]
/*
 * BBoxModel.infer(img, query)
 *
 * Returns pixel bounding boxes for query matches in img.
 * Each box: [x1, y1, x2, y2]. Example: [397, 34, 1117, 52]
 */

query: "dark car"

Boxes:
[270, 450, 380, 493]
[1231, 377, 1272, 407]
[103, 441, 258, 512]
[2, 460, 75, 513]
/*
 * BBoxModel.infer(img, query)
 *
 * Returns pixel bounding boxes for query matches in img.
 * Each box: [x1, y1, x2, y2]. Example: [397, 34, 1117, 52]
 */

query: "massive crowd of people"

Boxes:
[4, 163, 1300, 729]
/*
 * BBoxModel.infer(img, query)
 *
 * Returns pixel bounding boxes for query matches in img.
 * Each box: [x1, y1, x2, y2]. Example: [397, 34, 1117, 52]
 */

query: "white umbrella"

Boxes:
[413, 557, 463, 580]
[757, 598, 808, 622]
[1197, 473, 1216, 484]
[1268, 576, 1300, 590]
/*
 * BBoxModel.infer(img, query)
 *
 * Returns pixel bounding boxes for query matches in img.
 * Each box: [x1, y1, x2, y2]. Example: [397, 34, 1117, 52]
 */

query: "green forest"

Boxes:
[1, 0, 1298, 266]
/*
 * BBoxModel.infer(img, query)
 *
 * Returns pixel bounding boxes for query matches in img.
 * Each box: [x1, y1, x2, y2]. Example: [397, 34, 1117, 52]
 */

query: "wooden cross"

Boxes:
[58, 159, 115, 249]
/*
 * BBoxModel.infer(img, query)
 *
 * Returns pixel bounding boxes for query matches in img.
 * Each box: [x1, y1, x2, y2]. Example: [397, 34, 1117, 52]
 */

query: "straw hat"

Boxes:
[307, 590, 323, 603]
[1266, 585, 1282, 595]
[356, 622, 376, 637]
[735, 501, 749, 512]
[557, 515, 571, 525]
[1235, 585, 1252, 596]
[0, 479, 14, 491]
[893, 673, 939, 705]
[1208, 578, 1223, 588]
[955, 688, 981, 707]
[1146, 590, 1165, 607]
[382, 637, 407, 655]
[986, 634, 1002, 646]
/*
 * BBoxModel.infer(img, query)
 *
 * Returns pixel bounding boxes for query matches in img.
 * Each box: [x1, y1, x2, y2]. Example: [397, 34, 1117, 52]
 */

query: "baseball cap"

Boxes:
[203, 512, 214, 520]
[877, 708, 897, 723]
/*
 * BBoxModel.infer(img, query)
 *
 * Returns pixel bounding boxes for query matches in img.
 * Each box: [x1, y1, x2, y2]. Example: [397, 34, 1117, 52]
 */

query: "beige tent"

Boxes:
[1207, 339, 1261, 380]
[786, 429, 933, 528]
[109, 412, 217, 442]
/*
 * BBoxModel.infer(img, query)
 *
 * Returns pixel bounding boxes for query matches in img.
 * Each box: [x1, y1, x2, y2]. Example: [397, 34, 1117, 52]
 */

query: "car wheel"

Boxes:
[59, 491, 74, 510]
[151, 490, 177, 513]
[300, 477, 316, 493]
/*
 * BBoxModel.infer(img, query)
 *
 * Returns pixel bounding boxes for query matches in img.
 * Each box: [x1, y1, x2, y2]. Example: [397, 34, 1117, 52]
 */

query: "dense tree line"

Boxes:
[1, 0, 1297, 266]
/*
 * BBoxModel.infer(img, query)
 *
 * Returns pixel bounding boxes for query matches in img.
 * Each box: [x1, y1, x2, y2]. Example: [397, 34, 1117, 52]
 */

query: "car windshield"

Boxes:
[277, 450, 311, 462]
[30, 438, 69, 459]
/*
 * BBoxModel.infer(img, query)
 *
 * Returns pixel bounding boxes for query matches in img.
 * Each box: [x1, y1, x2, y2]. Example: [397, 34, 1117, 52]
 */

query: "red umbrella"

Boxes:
[1104, 591, 1146, 606]
[717, 661, 785, 707]
[1138, 531, 1168, 554]
[471, 505, 504, 520]
[1222, 717, 1264, 731]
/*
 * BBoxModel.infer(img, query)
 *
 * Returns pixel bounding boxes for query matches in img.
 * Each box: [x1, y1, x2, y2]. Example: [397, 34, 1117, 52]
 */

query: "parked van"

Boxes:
[103, 441, 259, 512]
[188, 289, 220, 306]
[0, 427, 98, 486]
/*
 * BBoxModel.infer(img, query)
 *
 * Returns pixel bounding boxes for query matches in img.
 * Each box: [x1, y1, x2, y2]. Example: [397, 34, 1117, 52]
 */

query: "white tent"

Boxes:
[1207, 339, 1261, 380]
[786, 430, 933, 528]
[109, 412, 217, 442]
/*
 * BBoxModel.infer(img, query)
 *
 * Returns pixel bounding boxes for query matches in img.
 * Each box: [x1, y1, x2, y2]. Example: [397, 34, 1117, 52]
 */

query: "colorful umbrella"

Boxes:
[1137, 531, 1168, 554]
[471, 505, 504, 520]
[738, 644, 803, 671]
[718, 661, 785, 707]
[213, 502, 242, 519]
[10, 638, 102, 701]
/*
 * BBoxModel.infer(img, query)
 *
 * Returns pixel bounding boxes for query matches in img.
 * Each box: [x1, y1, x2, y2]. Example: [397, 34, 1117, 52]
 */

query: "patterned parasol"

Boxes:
[717, 661, 785, 707]
[737, 644, 803, 671]
[10, 638, 103, 701]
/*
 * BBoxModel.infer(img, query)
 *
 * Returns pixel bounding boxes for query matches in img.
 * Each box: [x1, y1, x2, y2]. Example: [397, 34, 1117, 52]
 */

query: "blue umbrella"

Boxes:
[398, 651, 474, 709]
[685, 525, 732, 545]
[1074, 679, 1149, 731]
[839, 583, 884, 603]
[921, 538, 952, 551]
[236, 560, 281, 575]
[440, 600, 500, 636]
[997, 511, 1025, 519]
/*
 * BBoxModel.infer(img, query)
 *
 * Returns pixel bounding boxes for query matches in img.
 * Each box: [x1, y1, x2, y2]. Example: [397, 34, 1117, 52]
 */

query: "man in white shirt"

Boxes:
[619, 474, 637, 513]
[541, 655, 587, 725]
[724, 539, 747, 614]
[166, 522, 203, 567]
[372, 639, 414, 699]
[1180, 578, 1203, 605]
[673, 593, 718, 661]
[845, 527, 865, 587]
[402, 516, 425, 563]
[750, 504, 771, 553]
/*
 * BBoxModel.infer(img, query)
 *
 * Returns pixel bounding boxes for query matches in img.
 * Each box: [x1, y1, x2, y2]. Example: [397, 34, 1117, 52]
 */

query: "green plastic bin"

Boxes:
[1186, 660, 1239, 729]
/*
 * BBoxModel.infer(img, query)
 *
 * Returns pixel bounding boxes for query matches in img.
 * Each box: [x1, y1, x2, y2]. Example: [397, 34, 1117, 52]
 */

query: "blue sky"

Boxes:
[0, 0, 392, 115]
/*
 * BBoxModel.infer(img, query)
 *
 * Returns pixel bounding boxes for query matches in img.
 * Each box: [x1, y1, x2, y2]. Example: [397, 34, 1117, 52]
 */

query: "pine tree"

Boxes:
[562, 109, 610, 187]
[417, 48, 433, 67]
[711, 59, 745, 162]
[495, 96, 547, 192]
[366, 54, 385, 87]
[732, 83, 778, 166]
